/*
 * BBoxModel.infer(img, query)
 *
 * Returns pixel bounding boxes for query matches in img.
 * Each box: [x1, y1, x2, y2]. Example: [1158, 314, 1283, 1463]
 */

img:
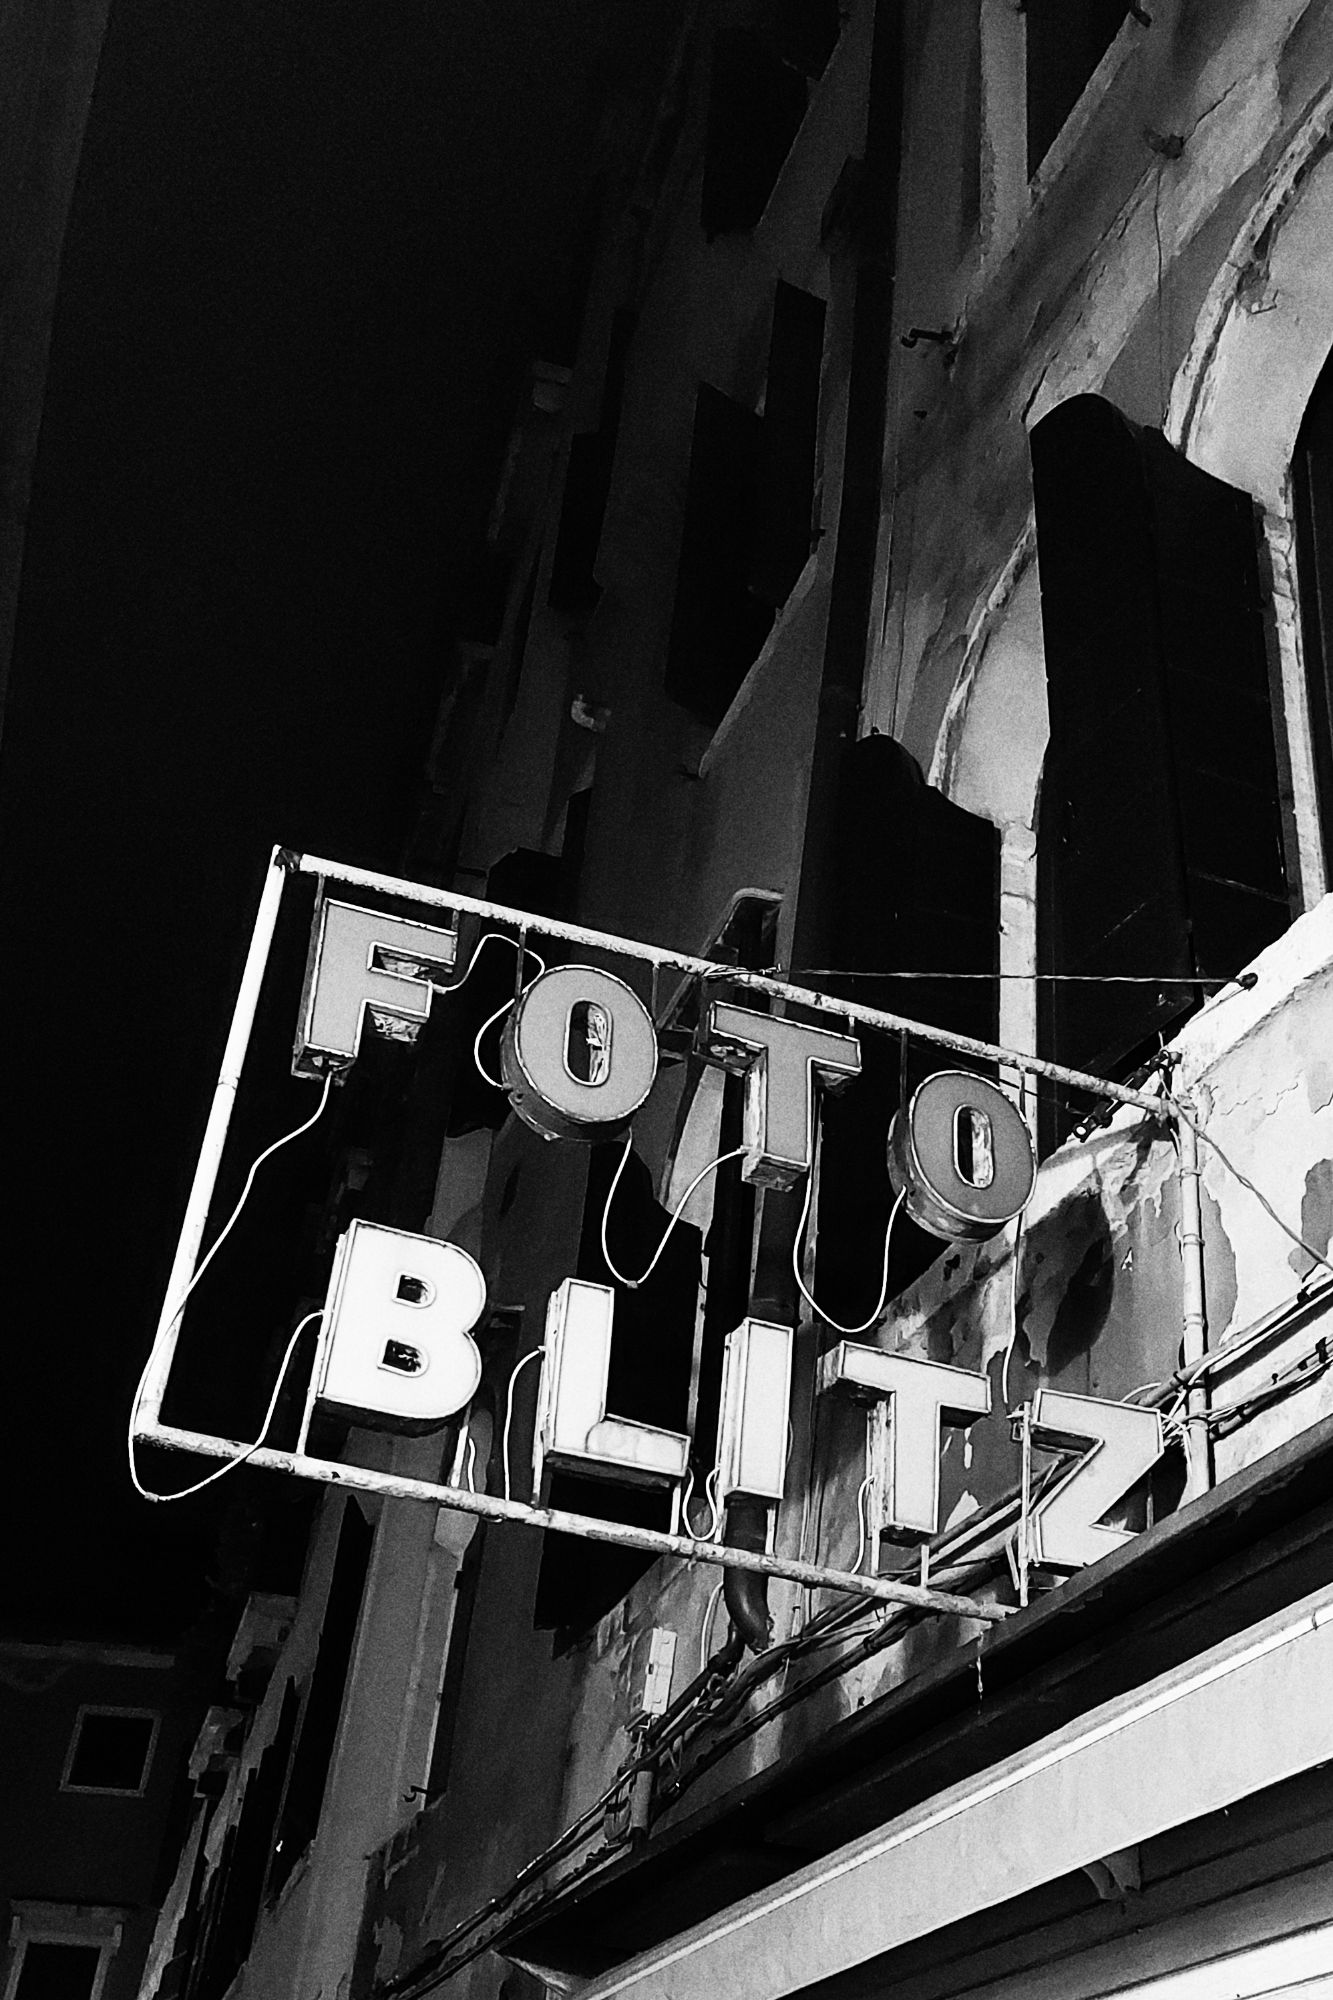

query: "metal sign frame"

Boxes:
[132, 846, 1166, 1624]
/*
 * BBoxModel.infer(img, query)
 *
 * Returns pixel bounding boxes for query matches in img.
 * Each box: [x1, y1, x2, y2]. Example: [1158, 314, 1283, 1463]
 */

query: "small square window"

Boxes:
[62, 1709, 158, 1795]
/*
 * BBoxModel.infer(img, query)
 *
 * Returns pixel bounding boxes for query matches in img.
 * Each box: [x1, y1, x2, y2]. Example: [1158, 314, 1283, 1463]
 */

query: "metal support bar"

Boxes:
[1177, 1099, 1213, 1497]
[291, 849, 1167, 1113]
[134, 1420, 1011, 1622]
[137, 850, 292, 1426]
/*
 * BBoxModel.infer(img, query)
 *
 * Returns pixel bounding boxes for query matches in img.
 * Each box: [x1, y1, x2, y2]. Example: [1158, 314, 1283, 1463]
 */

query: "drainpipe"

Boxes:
[1176, 1099, 1212, 1497]
[723, 0, 906, 1650]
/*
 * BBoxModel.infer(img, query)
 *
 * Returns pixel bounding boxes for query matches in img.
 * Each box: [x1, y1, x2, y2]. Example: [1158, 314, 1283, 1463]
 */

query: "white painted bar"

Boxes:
[133, 1420, 1009, 1623]
[137, 851, 291, 1426]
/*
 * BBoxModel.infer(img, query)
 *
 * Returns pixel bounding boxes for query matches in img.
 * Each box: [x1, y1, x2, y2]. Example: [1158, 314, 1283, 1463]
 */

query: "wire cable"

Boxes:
[600, 1134, 747, 1290]
[789, 968, 1252, 986]
[792, 1174, 904, 1336]
[165, 1077, 332, 1344]
[450, 930, 543, 994]
[467, 939, 547, 1092]
[699, 1583, 725, 1675]
[502, 1347, 546, 1504]
[682, 1467, 723, 1542]
[129, 1310, 322, 1503]
[852, 1474, 873, 1576]
[703, 1467, 723, 1541]
[127, 1077, 333, 1495]
[1168, 1095, 1333, 1279]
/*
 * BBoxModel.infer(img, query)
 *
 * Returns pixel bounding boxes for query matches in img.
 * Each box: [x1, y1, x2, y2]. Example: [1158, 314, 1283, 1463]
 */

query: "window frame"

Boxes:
[3, 1904, 123, 2000]
[60, 1704, 160, 1798]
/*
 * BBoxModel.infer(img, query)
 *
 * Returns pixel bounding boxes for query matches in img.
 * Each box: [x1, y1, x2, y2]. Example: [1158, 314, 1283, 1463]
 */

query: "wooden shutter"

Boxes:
[664, 386, 774, 725]
[1031, 394, 1290, 1125]
[815, 737, 1000, 1321]
[750, 283, 825, 610]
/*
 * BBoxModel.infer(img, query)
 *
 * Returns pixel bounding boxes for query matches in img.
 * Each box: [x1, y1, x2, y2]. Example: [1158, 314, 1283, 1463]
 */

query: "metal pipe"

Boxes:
[138, 849, 293, 1425]
[135, 1419, 1010, 1621]
[291, 849, 1166, 1112]
[1176, 1097, 1213, 1497]
[722, 1497, 776, 1652]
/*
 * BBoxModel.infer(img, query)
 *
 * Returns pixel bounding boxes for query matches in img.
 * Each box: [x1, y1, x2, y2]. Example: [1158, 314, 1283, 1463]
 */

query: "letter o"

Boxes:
[500, 965, 658, 1141]
[887, 1070, 1035, 1241]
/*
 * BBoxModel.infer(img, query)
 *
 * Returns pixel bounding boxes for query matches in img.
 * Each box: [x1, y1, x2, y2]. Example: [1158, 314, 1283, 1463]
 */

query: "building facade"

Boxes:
[0, 1636, 198, 2000]
[145, 3, 1333, 1997]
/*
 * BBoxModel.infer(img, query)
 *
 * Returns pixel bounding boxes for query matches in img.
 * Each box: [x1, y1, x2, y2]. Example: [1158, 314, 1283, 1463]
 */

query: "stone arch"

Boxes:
[1172, 92, 1333, 505]
[1168, 93, 1333, 902]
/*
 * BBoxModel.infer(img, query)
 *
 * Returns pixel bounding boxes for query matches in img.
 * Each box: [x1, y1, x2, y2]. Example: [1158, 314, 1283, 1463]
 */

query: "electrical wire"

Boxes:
[129, 1311, 322, 1503]
[1168, 1095, 1333, 1279]
[161, 1077, 332, 1348]
[703, 1467, 723, 1540]
[1000, 1207, 1025, 1407]
[600, 1133, 747, 1290]
[699, 1583, 725, 1675]
[467, 938, 547, 1092]
[502, 1347, 545, 1504]
[127, 1076, 333, 1496]
[792, 1173, 904, 1336]
[450, 930, 544, 994]
[789, 968, 1252, 986]
[852, 1474, 873, 1577]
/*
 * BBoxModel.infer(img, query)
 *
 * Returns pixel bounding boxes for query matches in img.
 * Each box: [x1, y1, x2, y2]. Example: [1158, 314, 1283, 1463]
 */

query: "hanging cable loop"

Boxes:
[600, 1134, 747, 1290]
[791, 1172, 904, 1337]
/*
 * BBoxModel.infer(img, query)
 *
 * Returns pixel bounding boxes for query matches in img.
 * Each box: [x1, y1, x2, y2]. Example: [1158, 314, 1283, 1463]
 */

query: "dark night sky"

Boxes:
[0, 0, 675, 1640]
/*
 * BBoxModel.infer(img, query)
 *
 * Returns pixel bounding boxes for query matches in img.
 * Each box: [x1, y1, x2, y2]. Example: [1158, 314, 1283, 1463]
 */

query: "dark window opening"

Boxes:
[816, 736, 1001, 1320]
[534, 1146, 702, 1648]
[64, 1709, 156, 1793]
[1031, 393, 1290, 1150]
[426, 1528, 484, 1800]
[1292, 343, 1333, 869]
[702, 27, 810, 239]
[268, 1499, 373, 1894]
[665, 385, 773, 725]
[1025, 0, 1132, 177]
[750, 284, 826, 610]
[14, 1942, 101, 2000]
[188, 1683, 299, 2000]
[548, 310, 635, 618]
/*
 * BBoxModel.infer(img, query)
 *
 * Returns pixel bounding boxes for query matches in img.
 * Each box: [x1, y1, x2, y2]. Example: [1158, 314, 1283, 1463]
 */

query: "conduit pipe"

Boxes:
[1176, 1097, 1213, 1497]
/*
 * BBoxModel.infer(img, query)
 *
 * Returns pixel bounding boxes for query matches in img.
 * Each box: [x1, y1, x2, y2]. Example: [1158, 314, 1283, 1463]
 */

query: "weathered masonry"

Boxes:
[138, 7, 1333, 2000]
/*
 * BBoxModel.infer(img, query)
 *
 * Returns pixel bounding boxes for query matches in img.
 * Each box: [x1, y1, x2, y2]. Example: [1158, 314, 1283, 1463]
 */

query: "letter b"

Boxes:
[312, 1222, 486, 1433]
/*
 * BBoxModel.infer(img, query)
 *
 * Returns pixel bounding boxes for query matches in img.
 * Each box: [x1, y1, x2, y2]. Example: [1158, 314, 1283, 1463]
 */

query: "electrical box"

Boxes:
[630, 1626, 677, 1720]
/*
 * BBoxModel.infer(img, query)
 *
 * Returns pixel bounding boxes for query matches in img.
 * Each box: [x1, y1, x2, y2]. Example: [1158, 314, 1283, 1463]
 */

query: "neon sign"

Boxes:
[133, 850, 1173, 1625]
